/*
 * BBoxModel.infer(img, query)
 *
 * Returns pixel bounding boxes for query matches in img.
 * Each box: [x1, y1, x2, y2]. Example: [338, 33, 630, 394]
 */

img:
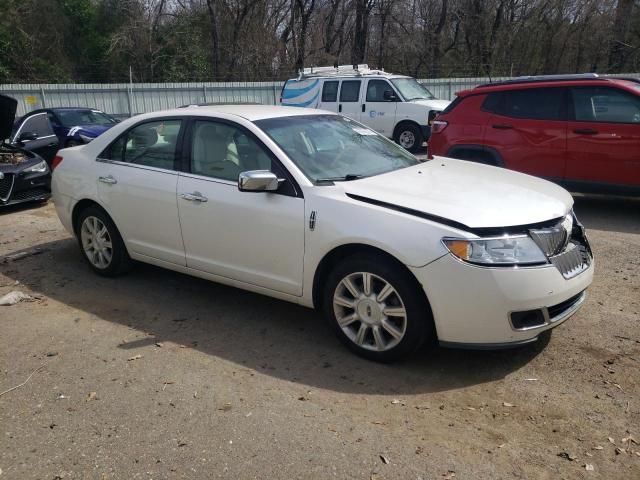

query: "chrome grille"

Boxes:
[0, 173, 14, 202]
[550, 243, 591, 279]
[529, 226, 567, 256]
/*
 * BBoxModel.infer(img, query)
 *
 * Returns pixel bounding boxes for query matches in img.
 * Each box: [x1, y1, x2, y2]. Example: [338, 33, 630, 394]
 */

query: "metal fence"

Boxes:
[2, 74, 638, 117]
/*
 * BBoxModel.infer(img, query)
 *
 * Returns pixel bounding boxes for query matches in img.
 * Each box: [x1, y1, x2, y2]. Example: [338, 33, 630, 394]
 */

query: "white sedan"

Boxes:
[51, 105, 594, 361]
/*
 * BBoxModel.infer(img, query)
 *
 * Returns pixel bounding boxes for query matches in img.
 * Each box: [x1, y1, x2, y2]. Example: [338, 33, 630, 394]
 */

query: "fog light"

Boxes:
[510, 309, 545, 330]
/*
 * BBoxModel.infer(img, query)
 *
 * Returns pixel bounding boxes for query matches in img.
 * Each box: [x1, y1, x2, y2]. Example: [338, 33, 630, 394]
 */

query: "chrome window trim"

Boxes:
[95, 157, 179, 176]
[178, 171, 237, 187]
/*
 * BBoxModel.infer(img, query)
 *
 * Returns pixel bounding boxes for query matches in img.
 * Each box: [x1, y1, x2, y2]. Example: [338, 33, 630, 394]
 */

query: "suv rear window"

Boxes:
[482, 88, 565, 121]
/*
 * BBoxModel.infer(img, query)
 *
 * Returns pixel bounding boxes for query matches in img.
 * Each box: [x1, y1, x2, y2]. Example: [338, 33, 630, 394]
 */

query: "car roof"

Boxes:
[458, 75, 640, 97]
[139, 104, 339, 121]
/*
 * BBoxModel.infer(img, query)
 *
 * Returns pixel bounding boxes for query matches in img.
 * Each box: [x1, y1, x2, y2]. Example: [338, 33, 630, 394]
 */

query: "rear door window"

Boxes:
[100, 119, 182, 171]
[19, 113, 54, 138]
[571, 87, 640, 123]
[322, 81, 339, 102]
[492, 88, 566, 120]
[339, 81, 361, 102]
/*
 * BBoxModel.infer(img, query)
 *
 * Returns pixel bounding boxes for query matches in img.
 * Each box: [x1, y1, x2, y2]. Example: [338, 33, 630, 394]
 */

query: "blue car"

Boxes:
[10, 107, 118, 164]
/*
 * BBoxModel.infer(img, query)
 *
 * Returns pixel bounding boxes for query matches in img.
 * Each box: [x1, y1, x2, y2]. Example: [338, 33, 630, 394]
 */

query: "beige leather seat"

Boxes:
[192, 123, 242, 181]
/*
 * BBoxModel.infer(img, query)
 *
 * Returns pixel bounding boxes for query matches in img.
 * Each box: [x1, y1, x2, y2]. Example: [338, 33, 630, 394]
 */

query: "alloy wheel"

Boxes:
[333, 272, 408, 352]
[80, 216, 113, 269]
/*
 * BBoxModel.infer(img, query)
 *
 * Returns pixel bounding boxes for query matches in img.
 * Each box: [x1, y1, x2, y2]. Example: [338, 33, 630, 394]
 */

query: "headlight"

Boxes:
[443, 235, 547, 266]
[79, 133, 94, 143]
[24, 160, 48, 173]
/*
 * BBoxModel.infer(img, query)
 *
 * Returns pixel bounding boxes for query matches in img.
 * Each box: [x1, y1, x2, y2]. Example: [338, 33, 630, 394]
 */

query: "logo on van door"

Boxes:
[369, 110, 385, 118]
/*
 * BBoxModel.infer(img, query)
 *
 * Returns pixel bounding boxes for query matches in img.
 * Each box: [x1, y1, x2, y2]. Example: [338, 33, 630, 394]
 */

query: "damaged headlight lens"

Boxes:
[443, 235, 547, 266]
[23, 160, 48, 173]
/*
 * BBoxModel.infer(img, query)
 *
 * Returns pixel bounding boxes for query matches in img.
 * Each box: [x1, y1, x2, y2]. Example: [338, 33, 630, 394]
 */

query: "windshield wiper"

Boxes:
[316, 174, 365, 183]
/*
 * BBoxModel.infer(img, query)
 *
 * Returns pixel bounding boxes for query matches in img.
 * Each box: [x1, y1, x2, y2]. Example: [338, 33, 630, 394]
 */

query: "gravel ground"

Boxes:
[0, 195, 639, 480]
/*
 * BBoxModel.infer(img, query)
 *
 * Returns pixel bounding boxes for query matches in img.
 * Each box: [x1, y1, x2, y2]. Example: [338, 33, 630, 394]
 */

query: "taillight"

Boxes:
[51, 155, 63, 170]
[431, 120, 448, 134]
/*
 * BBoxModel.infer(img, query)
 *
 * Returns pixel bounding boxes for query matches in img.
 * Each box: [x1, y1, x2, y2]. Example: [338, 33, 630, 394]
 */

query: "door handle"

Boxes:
[98, 175, 117, 185]
[180, 192, 208, 203]
[361, 103, 366, 113]
[492, 124, 513, 130]
[338, 104, 342, 113]
[573, 128, 598, 135]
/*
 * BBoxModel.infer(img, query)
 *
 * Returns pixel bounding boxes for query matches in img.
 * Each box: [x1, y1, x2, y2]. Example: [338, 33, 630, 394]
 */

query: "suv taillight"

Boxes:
[431, 120, 448, 134]
[51, 155, 64, 170]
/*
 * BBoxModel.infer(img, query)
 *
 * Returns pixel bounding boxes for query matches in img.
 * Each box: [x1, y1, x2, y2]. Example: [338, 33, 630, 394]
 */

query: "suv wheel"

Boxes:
[394, 123, 423, 153]
[322, 254, 434, 362]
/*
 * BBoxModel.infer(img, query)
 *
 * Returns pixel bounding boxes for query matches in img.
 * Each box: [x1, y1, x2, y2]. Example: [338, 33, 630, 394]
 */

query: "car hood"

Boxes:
[66, 124, 113, 137]
[408, 99, 450, 111]
[0, 94, 17, 143]
[340, 158, 573, 231]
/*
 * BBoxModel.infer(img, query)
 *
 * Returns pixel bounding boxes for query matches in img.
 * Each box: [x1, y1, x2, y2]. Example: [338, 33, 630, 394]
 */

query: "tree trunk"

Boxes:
[206, 0, 220, 79]
[608, 0, 634, 72]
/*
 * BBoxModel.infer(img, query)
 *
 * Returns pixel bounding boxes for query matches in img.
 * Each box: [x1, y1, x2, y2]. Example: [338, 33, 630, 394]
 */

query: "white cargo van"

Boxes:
[280, 65, 450, 153]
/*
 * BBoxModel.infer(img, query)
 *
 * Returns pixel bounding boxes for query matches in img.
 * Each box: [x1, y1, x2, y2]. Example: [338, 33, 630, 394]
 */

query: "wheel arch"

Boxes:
[311, 243, 431, 313]
[392, 119, 421, 139]
[71, 199, 119, 237]
[446, 144, 504, 167]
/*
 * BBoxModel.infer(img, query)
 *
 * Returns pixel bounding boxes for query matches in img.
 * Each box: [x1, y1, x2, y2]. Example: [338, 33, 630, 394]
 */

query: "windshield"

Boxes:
[390, 78, 435, 101]
[56, 110, 116, 127]
[255, 115, 419, 183]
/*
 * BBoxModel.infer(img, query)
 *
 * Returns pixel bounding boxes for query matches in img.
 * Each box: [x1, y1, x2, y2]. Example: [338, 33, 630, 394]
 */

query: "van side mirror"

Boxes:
[383, 90, 398, 102]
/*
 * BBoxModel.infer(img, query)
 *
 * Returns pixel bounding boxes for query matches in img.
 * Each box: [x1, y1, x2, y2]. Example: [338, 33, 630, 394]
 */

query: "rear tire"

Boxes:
[394, 123, 424, 153]
[322, 253, 435, 362]
[76, 206, 131, 277]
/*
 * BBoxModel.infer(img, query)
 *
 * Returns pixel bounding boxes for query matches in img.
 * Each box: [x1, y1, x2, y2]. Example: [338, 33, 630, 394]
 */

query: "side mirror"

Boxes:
[383, 90, 398, 101]
[18, 131, 38, 143]
[238, 170, 281, 192]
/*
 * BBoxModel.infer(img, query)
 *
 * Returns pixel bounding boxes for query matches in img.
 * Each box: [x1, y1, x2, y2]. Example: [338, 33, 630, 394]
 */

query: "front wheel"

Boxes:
[394, 123, 424, 153]
[322, 254, 434, 362]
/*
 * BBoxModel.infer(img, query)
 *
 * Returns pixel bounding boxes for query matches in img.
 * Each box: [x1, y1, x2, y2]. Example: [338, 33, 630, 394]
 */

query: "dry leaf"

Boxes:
[127, 354, 143, 361]
[498, 443, 506, 448]
[372, 421, 385, 425]
[502, 402, 515, 407]
[219, 403, 232, 412]
[86, 391, 97, 401]
[608, 437, 615, 444]
[442, 471, 456, 479]
[593, 446, 603, 450]
[622, 436, 638, 445]
[585, 464, 594, 471]
[379, 455, 389, 465]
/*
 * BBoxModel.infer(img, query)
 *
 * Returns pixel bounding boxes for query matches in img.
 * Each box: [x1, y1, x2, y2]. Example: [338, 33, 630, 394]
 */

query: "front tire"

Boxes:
[76, 206, 131, 276]
[322, 254, 434, 362]
[394, 123, 423, 153]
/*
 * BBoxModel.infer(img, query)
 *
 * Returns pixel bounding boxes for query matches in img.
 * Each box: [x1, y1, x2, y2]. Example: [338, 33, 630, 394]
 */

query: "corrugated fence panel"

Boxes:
[2, 74, 638, 117]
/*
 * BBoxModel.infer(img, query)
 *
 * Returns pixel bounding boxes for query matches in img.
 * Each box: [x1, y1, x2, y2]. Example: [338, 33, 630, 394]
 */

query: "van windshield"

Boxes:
[255, 115, 419, 183]
[391, 78, 436, 101]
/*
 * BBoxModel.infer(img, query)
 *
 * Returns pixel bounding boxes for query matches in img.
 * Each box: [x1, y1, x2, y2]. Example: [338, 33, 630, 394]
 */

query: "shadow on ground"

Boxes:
[573, 194, 640, 234]
[1, 234, 554, 397]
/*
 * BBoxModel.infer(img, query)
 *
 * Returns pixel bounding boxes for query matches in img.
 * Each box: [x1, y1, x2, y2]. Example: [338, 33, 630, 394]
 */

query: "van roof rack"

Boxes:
[298, 64, 388, 79]
[477, 73, 640, 88]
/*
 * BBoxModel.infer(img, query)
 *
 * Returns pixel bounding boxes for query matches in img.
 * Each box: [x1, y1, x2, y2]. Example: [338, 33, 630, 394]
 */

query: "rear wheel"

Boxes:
[394, 123, 423, 153]
[76, 206, 131, 276]
[323, 254, 434, 362]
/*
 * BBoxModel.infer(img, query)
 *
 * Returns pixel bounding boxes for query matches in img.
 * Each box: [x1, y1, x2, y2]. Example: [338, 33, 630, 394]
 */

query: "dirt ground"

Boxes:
[0, 196, 639, 480]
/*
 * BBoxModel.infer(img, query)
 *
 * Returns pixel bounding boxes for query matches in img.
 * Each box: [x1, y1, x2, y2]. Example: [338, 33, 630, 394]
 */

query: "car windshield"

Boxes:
[255, 115, 419, 183]
[56, 110, 116, 127]
[390, 78, 436, 101]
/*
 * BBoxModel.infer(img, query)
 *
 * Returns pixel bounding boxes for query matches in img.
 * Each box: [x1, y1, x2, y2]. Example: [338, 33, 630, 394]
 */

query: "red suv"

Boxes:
[428, 74, 640, 196]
